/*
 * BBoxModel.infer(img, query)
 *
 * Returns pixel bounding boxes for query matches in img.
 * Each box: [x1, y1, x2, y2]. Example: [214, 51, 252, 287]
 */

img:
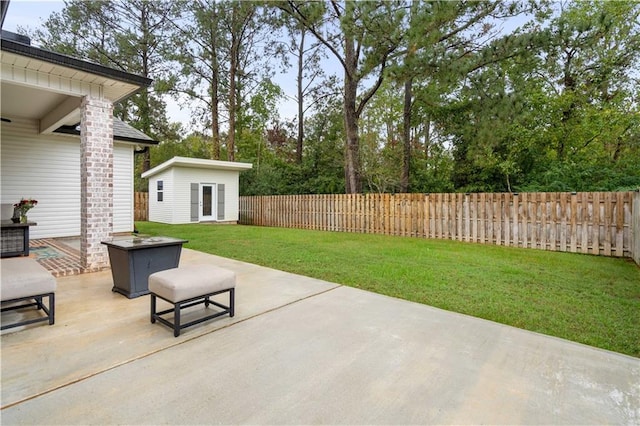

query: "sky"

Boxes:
[2, 0, 62, 32]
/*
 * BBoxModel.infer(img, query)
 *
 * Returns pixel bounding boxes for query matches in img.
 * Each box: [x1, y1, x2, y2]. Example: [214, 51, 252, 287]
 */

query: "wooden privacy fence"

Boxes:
[239, 192, 639, 259]
[134, 192, 148, 221]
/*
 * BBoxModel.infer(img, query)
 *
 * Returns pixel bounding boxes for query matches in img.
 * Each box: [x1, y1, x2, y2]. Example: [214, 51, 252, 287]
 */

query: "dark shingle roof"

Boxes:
[113, 119, 157, 144]
[54, 117, 158, 146]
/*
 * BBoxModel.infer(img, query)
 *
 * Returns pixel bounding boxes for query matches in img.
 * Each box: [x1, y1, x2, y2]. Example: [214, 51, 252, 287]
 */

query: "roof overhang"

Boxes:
[142, 156, 253, 179]
[0, 3, 9, 29]
[1, 34, 152, 135]
[54, 117, 159, 146]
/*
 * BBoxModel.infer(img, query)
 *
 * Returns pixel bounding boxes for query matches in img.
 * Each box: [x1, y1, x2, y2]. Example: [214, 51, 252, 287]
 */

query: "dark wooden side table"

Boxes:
[1, 221, 36, 258]
[101, 236, 188, 299]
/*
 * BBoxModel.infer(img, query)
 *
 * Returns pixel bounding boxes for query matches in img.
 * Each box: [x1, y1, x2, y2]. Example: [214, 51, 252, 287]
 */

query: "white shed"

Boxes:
[141, 156, 252, 224]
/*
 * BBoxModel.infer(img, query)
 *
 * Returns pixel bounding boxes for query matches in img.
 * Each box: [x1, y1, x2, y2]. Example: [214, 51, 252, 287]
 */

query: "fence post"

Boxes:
[632, 191, 640, 265]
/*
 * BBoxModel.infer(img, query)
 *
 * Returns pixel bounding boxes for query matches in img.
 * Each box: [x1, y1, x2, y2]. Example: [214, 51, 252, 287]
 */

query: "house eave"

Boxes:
[1, 33, 153, 128]
[53, 126, 159, 146]
[1, 38, 152, 89]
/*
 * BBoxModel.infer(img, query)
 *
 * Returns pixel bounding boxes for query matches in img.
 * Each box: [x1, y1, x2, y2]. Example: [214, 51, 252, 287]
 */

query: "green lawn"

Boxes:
[136, 222, 640, 357]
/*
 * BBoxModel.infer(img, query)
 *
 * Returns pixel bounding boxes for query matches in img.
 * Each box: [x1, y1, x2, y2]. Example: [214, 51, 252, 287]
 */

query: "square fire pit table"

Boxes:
[1, 220, 36, 258]
[102, 236, 188, 299]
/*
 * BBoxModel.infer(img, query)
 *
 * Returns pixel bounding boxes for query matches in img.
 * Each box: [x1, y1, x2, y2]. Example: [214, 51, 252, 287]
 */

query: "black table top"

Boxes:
[1, 220, 37, 228]
[101, 236, 188, 250]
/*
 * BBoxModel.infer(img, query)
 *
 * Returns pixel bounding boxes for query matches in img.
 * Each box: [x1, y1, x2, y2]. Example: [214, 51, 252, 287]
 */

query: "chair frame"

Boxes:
[1, 292, 55, 330]
[150, 288, 234, 337]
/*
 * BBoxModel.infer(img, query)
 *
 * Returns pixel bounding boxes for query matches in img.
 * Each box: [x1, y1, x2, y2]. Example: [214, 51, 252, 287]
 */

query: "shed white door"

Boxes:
[200, 183, 216, 221]
[191, 182, 225, 222]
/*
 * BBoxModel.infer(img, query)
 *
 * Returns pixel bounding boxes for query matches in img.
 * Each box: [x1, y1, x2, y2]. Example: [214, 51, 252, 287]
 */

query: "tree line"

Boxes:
[29, 0, 640, 195]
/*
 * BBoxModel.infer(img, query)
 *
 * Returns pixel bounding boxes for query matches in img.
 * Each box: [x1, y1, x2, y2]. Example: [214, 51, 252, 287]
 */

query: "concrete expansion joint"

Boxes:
[0, 284, 343, 411]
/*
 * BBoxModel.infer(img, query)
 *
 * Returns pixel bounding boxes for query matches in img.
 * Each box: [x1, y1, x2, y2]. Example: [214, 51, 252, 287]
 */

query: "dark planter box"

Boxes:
[102, 236, 188, 299]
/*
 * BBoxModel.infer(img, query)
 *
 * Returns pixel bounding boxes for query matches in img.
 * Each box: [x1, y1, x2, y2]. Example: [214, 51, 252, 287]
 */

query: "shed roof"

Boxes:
[141, 156, 253, 179]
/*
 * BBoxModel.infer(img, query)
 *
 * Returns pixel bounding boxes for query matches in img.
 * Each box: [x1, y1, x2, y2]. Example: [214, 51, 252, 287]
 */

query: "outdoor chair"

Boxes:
[1, 258, 56, 330]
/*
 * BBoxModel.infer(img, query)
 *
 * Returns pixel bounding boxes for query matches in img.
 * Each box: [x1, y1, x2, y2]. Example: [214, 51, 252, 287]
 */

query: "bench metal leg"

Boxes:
[174, 302, 181, 337]
[1, 292, 55, 330]
[150, 294, 157, 324]
[150, 288, 235, 337]
[49, 293, 55, 325]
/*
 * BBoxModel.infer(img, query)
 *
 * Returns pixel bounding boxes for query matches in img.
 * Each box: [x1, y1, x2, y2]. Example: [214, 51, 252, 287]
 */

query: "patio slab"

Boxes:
[1, 248, 339, 409]
[1, 249, 639, 424]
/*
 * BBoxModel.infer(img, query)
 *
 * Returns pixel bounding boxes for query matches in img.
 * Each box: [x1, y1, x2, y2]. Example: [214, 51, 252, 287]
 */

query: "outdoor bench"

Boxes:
[1, 257, 56, 330]
[149, 264, 236, 337]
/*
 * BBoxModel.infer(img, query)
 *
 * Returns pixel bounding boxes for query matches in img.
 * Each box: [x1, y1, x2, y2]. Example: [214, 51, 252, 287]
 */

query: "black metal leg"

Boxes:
[174, 303, 181, 337]
[151, 287, 235, 337]
[204, 296, 210, 307]
[24, 226, 30, 256]
[49, 293, 55, 325]
[230, 288, 235, 317]
[0, 292, 55, 330]
[150, 294, 156, 323]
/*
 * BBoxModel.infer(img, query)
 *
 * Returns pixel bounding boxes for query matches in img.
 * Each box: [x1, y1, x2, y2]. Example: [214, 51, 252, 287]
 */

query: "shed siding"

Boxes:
[147, 169, 175, 224]
[1, 118, 136, 238]
[170, 167, 241, 224]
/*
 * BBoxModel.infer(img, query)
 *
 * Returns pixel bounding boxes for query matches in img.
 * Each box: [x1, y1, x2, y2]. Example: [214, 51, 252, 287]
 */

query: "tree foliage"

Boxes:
[30, 0, 640, 195]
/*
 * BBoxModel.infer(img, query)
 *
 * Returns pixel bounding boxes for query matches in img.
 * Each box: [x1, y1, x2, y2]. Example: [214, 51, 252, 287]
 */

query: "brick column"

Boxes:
[80, 96, 114, 271]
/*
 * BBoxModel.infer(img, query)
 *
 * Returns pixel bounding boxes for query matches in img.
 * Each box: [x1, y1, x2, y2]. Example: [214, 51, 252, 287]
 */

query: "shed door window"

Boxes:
[199, 183, 215, 221]
[157, 180, 164, 202]
[202, 185, 213, 217]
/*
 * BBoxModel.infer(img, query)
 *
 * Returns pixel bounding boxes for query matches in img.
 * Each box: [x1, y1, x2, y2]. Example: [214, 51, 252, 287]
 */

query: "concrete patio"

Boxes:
[1, 247, 639, 424]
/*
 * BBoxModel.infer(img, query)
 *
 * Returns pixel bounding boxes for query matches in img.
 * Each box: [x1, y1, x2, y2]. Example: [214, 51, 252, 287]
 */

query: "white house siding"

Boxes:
[113, 145, 134, 234]
[147, 169, 175, 224]
[1, 118, 135, 238]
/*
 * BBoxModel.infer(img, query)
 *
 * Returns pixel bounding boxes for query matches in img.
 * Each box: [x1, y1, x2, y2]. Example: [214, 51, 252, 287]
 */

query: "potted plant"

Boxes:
[13, 198, 38, 223]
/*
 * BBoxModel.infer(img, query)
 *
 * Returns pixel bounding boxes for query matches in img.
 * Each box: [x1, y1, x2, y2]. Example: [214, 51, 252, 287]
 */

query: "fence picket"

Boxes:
[570, 193, 578, 252]
[616, 192, 625, 257]
[581, 192, 589, 254]
[604, 193, 612, 256]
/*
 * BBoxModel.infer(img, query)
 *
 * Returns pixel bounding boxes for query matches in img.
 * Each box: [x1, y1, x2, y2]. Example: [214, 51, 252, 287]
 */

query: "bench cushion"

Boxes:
[1, 258, 57, 301]
[149, 265, 236, 303]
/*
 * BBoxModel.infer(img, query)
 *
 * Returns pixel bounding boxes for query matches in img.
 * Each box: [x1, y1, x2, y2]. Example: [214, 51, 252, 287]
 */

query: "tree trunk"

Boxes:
[210, 24, 220, 160]
[211, 76, 220, 159]
[424, 118, 431, 158]
[296, 30, 305, 164]
[343, 33, 361, 194]
[228, 27, 238, 162]
[559, 49, 576, 161]
[401, 78, 412, 193]
[140, 3, 151, 172]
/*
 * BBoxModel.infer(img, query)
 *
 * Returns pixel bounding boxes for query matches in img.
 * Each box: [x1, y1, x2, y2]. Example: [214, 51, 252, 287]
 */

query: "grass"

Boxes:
[136, 222, 640, 358]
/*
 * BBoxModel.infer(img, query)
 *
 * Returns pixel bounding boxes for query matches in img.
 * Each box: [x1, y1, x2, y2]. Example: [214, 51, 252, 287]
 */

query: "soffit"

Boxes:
[0, 46, 146, 132]
[1, 50, 140, 102]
